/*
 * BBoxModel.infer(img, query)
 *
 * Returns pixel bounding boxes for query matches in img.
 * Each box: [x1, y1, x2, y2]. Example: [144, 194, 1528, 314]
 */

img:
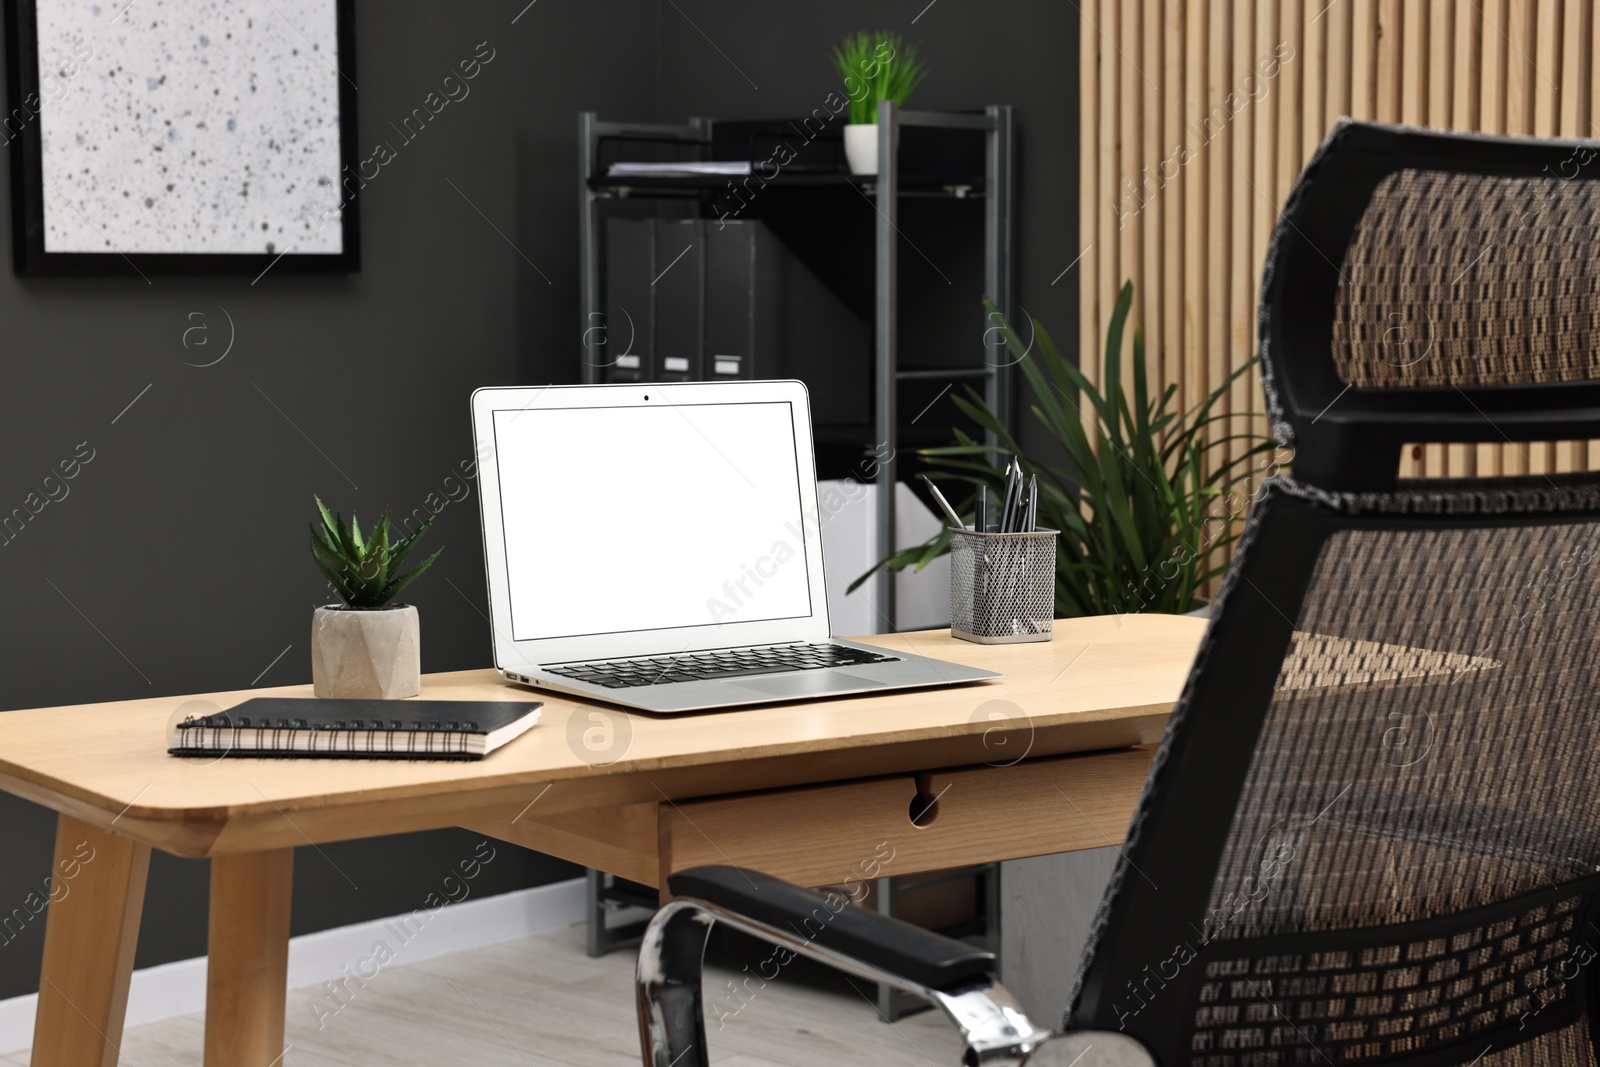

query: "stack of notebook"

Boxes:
[167, 698, 543, 761]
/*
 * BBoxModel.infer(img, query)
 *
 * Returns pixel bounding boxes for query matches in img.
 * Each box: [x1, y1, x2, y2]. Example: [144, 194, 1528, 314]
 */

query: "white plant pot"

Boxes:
[312, 604, 420, 699]
[844, 123, 881, 176]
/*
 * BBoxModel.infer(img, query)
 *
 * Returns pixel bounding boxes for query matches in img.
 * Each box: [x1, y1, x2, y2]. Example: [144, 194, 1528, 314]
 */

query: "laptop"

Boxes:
[469, 380, 999, 713]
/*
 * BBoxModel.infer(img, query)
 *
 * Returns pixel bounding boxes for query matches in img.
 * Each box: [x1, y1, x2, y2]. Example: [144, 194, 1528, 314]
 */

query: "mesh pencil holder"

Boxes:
[948, 527, 1058, 644]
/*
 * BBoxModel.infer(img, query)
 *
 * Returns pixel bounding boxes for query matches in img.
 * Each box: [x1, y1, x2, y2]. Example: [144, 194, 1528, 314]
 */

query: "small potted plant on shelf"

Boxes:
[308, 498, 443, 699]
[832, 31, 928, 176]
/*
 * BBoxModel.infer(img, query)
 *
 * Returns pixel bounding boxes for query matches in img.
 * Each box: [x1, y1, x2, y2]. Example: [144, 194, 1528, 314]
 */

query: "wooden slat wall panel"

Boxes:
[1479, 0, 1509, 477]
[1206, 0, 1231, 472]
[1184, 0, 1209, 418]
[1249, 0, 1276, 476]
[1077, 0, 1600, 518]
[1119, 0, 1143, 402]
[1507, 0, 1543, 476]
[1229, 1, 1254, 481]
[1095, 0, 1117, 453]
[1163, 0, 1184, 420]
[1078, 0, 1099, 425]
[1142, 0, 1163, 406]
[1303, 0, 1326, 160]
[1448, 3, 1480, 481]
[1412, 2, 1444, 480]
[1425, 0, 1454, 477]
[1591, 0, 1600, 471]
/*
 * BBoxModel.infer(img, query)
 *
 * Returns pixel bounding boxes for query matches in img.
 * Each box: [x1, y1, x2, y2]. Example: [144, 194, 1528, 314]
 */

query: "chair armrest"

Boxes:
[667, 865, 996, 991]
[638, 869, 1159, 1066]
[641, 865, 1057, 1067]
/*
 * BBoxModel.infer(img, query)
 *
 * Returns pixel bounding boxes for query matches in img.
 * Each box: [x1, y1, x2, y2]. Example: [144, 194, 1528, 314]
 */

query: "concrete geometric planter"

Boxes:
[311, 604, 420, 699]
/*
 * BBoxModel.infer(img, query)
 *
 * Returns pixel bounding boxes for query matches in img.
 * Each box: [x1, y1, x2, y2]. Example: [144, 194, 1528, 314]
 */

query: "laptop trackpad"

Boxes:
[736, 672, 883, 699]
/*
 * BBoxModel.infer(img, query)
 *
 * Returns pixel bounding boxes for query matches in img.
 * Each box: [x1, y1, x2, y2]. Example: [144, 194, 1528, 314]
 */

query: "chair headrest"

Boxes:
[1260, 119, 1600, 490]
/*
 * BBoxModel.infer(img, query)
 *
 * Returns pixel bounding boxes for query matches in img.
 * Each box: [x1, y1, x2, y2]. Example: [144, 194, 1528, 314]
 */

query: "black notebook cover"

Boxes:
[168, 698, 544, 760]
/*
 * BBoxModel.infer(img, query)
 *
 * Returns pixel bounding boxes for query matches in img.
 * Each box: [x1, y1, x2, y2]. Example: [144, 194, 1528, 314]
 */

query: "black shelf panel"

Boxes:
[897, 366, 993, 381]
[589, 114, 990, 199]
[589, 170, 986, 197]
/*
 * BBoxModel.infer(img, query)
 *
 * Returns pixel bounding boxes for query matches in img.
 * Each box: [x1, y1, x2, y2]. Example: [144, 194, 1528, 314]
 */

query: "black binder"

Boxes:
[603, 218, 652, 383]
[599, 218, 866, 417]
[652, 218, 703, 382]
[704, 218, 754, 382]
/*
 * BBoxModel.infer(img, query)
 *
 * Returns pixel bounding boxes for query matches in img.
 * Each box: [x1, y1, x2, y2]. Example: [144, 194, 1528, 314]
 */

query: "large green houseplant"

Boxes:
[856, 283, 1279, 616]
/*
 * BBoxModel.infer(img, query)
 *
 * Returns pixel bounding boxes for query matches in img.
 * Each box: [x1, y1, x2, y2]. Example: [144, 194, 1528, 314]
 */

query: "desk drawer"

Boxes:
[660, 747, 1152, 890]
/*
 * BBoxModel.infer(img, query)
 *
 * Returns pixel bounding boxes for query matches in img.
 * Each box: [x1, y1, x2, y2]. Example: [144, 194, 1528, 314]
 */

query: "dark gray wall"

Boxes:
[0, 0, 659, 1000]
[0, 0, 1077, 1002]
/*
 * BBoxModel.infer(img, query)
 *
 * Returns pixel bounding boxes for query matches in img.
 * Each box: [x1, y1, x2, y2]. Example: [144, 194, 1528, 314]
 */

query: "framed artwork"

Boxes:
[4, 0, 359, 276]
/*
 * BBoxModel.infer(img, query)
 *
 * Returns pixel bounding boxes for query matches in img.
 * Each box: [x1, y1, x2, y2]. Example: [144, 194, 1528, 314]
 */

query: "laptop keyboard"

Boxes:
[546, 643, 899, 689]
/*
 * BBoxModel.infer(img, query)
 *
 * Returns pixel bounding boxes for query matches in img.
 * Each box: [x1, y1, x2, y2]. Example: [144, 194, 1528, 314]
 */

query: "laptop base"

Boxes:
[505, 639, 999, 714]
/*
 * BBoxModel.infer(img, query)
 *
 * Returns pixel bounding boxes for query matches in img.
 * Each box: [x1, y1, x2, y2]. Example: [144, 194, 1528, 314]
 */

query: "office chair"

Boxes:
[636, 118, 1600, 1065]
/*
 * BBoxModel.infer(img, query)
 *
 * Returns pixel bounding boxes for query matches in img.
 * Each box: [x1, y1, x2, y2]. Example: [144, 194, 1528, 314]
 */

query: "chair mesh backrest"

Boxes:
[1331, 168, 1600, 389]
[1194, 509, 1600, 1061]
[1067, 478, 1600, 1066]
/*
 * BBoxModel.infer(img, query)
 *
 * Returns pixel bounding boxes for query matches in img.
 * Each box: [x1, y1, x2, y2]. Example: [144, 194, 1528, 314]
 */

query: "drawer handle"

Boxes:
[909, 777, 941, 828]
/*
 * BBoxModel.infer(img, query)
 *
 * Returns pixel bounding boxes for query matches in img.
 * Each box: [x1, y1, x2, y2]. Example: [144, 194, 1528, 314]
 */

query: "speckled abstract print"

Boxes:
[36, 0, 343, 254]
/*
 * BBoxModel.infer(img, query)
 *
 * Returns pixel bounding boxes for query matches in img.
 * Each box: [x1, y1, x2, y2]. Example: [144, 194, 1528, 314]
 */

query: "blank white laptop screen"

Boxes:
[491, 401, 814, 643]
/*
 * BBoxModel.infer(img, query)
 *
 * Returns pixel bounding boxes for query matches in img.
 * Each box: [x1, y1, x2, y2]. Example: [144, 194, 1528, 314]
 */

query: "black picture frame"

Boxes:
[4, 0, 360, 276]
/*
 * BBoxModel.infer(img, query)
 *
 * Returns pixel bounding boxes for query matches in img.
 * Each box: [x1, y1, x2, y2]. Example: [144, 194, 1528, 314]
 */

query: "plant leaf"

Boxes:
[361, 513, 390, 591]
[381, 547, 445, 604]
[310, 530, 357, 602]
[315, 496, 359, 562]
[853, 282, 1276, 618]
[389, 511, 438, 573]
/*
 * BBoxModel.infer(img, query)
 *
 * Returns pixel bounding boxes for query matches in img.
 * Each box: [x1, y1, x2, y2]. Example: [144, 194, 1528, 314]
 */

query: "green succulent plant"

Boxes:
[832, 31, 928, 125]
[309, 497, 443, 609]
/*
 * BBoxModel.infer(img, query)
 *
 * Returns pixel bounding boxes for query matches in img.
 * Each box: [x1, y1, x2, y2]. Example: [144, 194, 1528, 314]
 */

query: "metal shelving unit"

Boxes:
[868, 101, 1015, 629]
[574, 108, 1017, 1020]
[578, 103, 1016, 631]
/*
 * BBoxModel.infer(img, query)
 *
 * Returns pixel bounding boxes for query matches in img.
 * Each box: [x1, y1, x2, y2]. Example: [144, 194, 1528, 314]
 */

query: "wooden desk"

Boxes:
[0, 614, 1206, 1067]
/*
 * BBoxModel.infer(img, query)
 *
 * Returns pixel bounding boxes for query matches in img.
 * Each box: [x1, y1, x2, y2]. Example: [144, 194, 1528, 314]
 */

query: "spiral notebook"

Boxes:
[167, 698, 543, 760]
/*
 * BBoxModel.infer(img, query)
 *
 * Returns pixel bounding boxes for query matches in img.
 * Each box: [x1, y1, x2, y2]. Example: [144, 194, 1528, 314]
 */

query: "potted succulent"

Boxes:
[308, 498, 443, 699]
[832, 31, 928, 176]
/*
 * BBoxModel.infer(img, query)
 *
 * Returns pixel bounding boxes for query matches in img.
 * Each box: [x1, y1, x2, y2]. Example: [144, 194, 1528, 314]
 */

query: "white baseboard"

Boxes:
[0, 875, 586, 1056]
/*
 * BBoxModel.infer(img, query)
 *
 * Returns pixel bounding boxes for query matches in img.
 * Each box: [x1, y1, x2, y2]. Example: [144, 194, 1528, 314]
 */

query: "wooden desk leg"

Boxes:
[31, 815, 151, 1067]
[204, 849, 294, 1067]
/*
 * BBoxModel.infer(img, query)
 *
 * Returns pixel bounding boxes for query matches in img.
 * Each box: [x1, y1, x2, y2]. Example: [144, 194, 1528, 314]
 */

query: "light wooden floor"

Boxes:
[5, 922, 964, 1066]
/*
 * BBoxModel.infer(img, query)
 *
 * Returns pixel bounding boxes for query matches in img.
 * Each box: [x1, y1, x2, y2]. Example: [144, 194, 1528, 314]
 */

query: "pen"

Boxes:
[922, 477, 967, 530]
[997, 463, 1011, 533]
[975, 486, 987, 533]
[1012, 461, 1025, 530]
[999, 460, 1023, 627]
[1001, 459, 1023, 533]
